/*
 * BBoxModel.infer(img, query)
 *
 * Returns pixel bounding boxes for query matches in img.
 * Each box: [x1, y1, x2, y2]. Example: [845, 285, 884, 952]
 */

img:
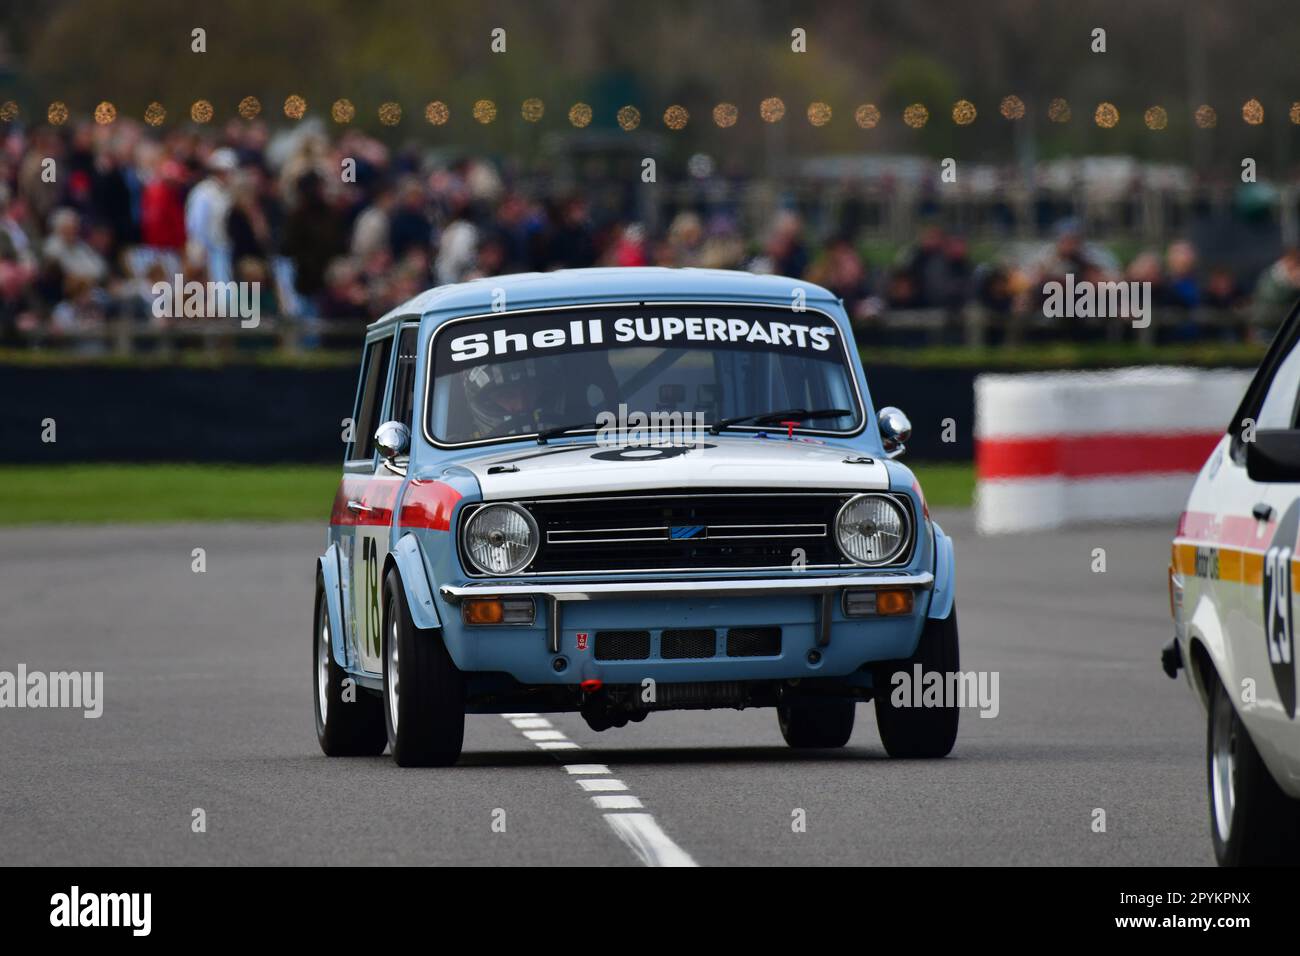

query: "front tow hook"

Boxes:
[1160, 639, 1183, 679]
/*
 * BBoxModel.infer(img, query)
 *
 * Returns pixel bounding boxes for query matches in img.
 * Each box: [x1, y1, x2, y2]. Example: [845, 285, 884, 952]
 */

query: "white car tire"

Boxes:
[382, 571, 466, 767]
[873, 608, 960, 758]
[1207, 675, 1300, 866]
[313, 574, 387, 757]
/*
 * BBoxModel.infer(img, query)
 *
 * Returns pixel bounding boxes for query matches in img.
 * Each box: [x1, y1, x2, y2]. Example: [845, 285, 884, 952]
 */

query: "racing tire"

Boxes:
[383, 571, 465, 767]
[1207, 674, 1300, 866]
[778, 696, 856, 748]
[313, 573, 387, 757]
[873, 607, 960, 758]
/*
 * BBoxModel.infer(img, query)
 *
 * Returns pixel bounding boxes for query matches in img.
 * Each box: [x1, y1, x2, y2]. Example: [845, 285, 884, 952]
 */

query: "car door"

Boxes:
[340, 331, 395, 674]
[1227, 312, 1300, 783]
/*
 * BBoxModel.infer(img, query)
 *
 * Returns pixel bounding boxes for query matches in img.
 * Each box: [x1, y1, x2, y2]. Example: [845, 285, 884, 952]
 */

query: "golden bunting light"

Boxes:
[855, 104, 881, 129]
[190, 100, 214, 123]
[237, 96, 261, 120]
[1000, 95, 1025, 120]
[0, 101, 18, 122]
[1243, 98, 1264, 125]
[331, 99, 355, 123]
[473, 99, 497, 124]
[713, 102, 738, 127]
[903, 103, 929, 128]
[521, 98, 544, 122]
[616, 105, 640, 130]
[283, 94, 307, 120]
[807, 102, 832, 126]
[144, 102, 166, 126]
[425, 101, 450, 125]
[378, 102, 402, 126]
[1047, 97, 1071, 123]
[759, 97, 785, 123]
[1094, 102, 1119, 128]
[952, 100, 977, 125]
[1194, 104, 1217, 128]
[94, 101, 117, 125]
[1144, 105, 1168, 130]
[664, 105, 689, 129]
[1290, 102, 1300, 125]
[47, 101, 69, 125]
[568, 103, 592, 127]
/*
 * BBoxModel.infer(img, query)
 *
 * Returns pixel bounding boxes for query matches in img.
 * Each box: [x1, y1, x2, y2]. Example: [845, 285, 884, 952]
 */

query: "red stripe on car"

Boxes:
[330, 475, 457, 529]
[399, 479, 462, 531]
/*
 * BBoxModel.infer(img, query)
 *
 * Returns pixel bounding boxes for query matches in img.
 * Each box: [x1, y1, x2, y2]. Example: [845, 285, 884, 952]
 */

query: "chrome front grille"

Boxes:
[514, 490, 864, 574]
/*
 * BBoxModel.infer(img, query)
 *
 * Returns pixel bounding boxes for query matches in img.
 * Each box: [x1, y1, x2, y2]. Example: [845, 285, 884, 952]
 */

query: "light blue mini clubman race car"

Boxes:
[312, 267, 958, 766]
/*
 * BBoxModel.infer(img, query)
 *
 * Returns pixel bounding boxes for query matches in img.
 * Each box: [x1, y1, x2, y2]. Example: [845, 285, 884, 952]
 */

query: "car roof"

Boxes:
[368, 267, 842, 332]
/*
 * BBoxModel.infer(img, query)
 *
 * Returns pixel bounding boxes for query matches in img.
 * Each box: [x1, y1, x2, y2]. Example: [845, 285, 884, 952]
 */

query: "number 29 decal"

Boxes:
[1262, 502, 1299, 719]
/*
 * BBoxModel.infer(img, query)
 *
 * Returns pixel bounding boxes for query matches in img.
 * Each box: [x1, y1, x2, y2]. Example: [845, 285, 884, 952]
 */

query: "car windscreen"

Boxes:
[425, 305, 863, 446]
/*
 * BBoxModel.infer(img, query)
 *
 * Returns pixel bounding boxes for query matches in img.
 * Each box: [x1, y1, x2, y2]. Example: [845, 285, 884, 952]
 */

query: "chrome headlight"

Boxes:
[463, 503, 538, 575]
[835, 494, 909, 565]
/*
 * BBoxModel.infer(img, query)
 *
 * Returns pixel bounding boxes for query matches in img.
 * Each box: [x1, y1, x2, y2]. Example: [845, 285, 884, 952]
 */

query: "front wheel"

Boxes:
[313, 573, 386, 757]
[382, 571, 465, 767]
[873, 608, 960, 758]
[778, 696, 856, 748]
[1207, 675, 1300, 865]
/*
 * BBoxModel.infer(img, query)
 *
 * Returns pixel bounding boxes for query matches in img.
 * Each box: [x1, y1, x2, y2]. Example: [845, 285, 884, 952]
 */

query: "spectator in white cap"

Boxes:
[184, 147, 238, 284]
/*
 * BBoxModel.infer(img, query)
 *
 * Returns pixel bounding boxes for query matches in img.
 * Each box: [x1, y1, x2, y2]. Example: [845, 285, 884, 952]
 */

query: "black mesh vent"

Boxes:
[595, 630, 651, 661]
[522, 490, 860, 573]
[726, 627, 782, 657]
[660, 628, 717, 659]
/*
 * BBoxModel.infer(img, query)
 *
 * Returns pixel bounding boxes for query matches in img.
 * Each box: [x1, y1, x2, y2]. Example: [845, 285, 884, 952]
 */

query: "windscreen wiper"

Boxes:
[709, 407, 853, 435]
[536, 420, 600, 444]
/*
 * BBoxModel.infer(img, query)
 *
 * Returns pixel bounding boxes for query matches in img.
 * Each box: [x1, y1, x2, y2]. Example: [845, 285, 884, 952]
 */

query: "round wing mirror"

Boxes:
[877, 406, 911, 458]
[374, 421, 410, 460]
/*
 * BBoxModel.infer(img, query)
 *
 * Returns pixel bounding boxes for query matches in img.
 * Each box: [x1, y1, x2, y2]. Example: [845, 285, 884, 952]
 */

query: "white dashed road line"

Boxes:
[604, 813, 699, 868]
[498, 714, 698, 867]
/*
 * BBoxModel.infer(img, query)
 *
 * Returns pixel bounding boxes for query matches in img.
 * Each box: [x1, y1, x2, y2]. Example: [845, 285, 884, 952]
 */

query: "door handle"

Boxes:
[1252, 502, 1274, 522]
[346, 499, 372, 513]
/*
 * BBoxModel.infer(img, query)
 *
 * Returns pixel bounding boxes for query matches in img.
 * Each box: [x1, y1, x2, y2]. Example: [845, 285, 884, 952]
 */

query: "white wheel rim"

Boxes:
[1211, 687, 1237, 843]
[316, 606, 330, 725]
[386, 611, 400, 733]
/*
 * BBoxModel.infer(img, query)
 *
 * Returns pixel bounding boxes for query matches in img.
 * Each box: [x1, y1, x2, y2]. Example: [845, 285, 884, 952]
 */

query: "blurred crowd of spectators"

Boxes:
[0, 118, 1295, 348]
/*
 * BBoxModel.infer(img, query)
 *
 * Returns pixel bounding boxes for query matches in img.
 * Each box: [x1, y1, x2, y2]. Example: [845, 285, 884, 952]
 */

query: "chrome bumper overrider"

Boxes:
[439, 571, 934, 653]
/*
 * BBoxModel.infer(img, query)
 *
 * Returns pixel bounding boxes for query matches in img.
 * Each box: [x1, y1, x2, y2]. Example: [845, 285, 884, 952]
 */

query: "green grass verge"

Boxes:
[1, 461, 975, 525]
[908, 462, 974, 509]
[2, 464, 339, 525]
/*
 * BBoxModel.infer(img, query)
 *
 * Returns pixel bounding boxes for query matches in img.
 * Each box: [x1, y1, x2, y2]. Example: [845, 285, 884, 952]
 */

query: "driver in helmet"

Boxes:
[464, 361, 543, 438]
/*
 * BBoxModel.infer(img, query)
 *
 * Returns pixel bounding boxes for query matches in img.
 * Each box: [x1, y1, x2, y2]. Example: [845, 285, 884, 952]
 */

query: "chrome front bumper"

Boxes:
[439, 570, 934, 653]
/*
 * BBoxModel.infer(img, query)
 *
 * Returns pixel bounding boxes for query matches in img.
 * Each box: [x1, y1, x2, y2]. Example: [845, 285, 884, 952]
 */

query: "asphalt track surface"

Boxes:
[0, 509, 1213, 866]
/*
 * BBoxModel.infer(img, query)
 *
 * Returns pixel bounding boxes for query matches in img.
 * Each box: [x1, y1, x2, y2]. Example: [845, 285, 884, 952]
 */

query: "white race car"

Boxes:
[1167, 313, 1300, 865]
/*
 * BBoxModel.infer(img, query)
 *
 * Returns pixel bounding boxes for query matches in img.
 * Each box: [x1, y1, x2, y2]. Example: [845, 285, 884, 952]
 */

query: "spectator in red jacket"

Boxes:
[139, 159, 187, 252]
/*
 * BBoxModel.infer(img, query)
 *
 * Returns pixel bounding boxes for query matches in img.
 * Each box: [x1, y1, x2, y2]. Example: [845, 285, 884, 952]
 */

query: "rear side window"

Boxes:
[350, 336, 393, 461]
[1256, 341, 1300, 430]
[389, 328, 420, 429]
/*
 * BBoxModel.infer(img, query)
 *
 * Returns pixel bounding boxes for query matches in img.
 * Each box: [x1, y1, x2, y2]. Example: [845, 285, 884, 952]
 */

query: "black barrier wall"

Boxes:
[0, 364, 977, 463]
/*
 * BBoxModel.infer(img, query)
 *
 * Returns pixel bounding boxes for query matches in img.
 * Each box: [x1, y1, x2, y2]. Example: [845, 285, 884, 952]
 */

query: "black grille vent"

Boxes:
[521, 490, 860, 573]
[726, 627, 782, 657]
[660, 628, 717, 659]
[595, 630, 651, 661]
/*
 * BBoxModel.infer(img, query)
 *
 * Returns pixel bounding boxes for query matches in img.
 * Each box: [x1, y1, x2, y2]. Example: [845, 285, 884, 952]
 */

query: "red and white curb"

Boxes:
[501, 713, 698, 867]
[974, 367, 1252, 533]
